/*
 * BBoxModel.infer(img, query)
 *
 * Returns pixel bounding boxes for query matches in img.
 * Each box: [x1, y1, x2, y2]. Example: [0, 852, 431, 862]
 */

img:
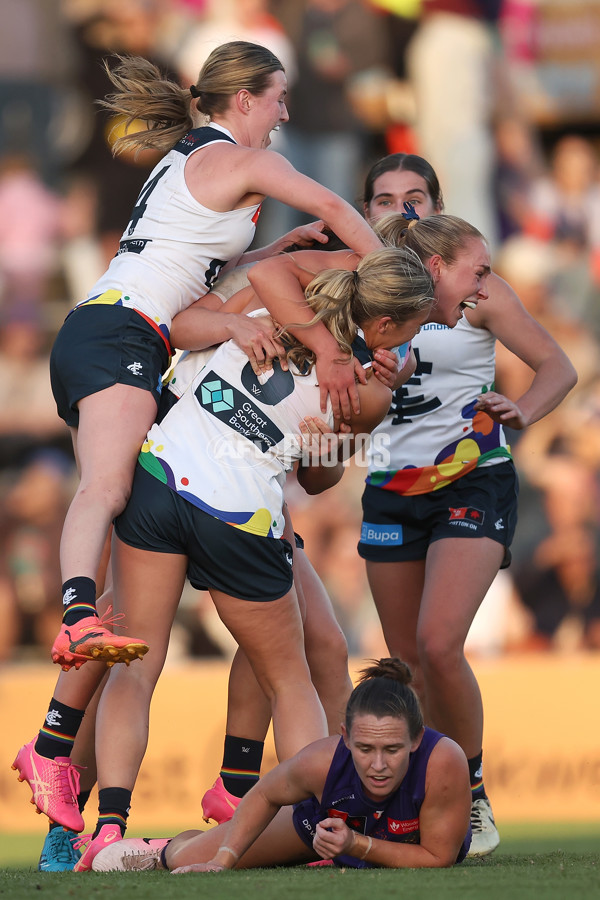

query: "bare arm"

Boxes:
[471, 274, 577, 429]
[187, 145, 381, 257]
[170, 273, 287, 371]
[313, 737, 471, 868]
[296, 372, 392, 494]
[171, 738, 337, 872]
[248, 249, 366, 419]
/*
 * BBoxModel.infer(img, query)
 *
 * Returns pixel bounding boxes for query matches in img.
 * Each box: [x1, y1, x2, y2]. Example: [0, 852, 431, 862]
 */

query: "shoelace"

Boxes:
[72, 833, 92, 853]
[46, 829, 79, 863]
[94, 605, 128, 632]
[470, 801, 491, 830]
[122, 850, 159, 871]
[56, 759, 83, 802]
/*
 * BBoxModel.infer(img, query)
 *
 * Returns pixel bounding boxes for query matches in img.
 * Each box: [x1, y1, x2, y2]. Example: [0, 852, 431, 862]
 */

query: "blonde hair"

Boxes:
[282, 247, 434, 372]
[100, 41, 284, 156]
[375, 213, 486, 265]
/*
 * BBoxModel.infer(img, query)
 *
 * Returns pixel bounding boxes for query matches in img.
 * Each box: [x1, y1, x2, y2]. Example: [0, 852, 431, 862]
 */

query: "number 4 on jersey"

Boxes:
[126, 165, 170, 236]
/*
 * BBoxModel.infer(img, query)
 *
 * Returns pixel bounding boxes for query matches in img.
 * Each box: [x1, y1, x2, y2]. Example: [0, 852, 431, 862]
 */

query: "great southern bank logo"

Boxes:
[200, 379, 235, 413]
[196, 370, 284, 453]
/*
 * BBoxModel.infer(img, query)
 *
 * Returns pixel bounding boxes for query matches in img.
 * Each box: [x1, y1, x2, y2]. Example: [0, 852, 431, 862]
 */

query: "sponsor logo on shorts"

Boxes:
[448, 507, 484, 530]
[360, 522, 403, 546]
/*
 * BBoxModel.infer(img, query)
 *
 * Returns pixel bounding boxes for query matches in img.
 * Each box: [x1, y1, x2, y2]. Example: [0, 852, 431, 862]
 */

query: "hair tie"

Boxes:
[189, 85, 201, 98]
[352, 269, 359, 287]
[401, 201, 420, 223]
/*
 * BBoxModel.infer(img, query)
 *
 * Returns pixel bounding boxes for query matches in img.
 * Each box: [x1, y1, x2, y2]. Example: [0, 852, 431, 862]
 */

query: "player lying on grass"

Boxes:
[92, 658, 472, 872]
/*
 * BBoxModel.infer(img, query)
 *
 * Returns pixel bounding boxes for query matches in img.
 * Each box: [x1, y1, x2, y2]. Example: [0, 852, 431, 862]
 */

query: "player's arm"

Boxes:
[296, 370, 392, 495]
[248, 249, 367, 419]
[170, 264, 287, 370]
[173, 738, 337, 872]
[472, 274, 577, 429]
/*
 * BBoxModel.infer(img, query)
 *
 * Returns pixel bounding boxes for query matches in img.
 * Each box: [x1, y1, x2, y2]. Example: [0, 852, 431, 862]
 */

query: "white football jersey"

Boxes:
[79, 125, 261, 340]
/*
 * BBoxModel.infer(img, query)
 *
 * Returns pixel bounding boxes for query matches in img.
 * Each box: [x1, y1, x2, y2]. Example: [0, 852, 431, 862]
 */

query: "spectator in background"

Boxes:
[175, 0, 297, 89]
[405, 0, 503, 249]
[0, 307, 75, 661]
[0, 0, 77, 188]
[525, 135, 600, 334]
[0, 154, 64, 321]
[511, 449, 600, 653]
[268, 0, 391, 236]
[493, 113, 545, 241]
[62, 0, 174, 265]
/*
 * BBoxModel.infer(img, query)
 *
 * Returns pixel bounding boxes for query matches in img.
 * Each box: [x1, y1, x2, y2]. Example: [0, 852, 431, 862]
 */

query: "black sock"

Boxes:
[93, 787, 131, 838]
[468, 751, 487, 802]
[159, 843, 171, 870]
[78, 789, 92, 814]
[61, 577, 97, 626]
[34, 699, 85, 759]
[220, 735, 264, 798]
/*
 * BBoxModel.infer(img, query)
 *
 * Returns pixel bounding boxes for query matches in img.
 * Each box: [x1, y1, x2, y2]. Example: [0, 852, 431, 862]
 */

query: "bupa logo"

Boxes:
[200, 380, 235, 413]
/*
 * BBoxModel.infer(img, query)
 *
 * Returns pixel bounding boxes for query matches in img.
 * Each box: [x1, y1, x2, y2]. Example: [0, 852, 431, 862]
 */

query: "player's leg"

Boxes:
[365, 557, 427, 710]
[297, 547, 353, 732]
[417, 535, 503, 857]
[92, 806, 314, 872]
[210, 584, 328, 762]
[168, 806, 315, 870]
[201, 647, 271, 824]
[73, 538, 188, 871]
[52, 384, 155, 669]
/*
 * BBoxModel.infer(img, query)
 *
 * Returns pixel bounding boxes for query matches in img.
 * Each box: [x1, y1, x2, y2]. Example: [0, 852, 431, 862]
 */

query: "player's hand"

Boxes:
[281, 220, 329, 248]
[316, 355, 365, 420]
[313, 817, 354, 859]
[298, 416, 350, 465]
[171, 861, 226, 874]
[475, 391, 528, 430]
[227, 314, 288, 374]
[372, 348, 400, 389]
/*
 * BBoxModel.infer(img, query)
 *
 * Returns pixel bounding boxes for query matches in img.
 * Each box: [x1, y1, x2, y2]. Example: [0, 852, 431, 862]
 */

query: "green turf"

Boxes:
[1, 826, 599, 900]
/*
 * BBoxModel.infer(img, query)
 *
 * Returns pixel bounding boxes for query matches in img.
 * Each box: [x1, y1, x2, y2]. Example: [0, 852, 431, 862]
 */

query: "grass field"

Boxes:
[1, 824, 599, 900]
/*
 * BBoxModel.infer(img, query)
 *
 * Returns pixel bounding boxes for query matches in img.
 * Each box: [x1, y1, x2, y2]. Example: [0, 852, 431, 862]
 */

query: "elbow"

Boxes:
[247, 258, 276, 294]
[568, 364, 578, 391]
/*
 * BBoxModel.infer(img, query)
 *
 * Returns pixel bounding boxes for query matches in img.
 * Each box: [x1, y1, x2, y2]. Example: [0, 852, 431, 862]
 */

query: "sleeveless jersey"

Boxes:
[366, 315, 511, 496]
[293, 727, 471, 867]
[78, 125, 261, 343]
[140, 313, 332, 538]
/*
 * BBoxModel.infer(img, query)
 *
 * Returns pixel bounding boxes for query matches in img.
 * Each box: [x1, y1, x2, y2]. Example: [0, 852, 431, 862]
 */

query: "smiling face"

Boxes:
[427, 236, 491, 327]
[365, 168, 441, 223]
[247, 69, 289, 149]
[343, 713, 423, 802]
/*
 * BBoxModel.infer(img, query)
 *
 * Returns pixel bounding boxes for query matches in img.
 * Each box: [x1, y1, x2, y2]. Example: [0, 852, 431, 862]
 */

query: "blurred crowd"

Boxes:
[2, 0, 600, 663]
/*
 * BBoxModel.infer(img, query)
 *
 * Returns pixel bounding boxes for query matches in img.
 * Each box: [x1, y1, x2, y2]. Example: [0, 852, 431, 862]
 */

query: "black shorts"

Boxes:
[50, 304, 169, 427]
[358, 461, 518, 568]
[114, 464, 295, 602]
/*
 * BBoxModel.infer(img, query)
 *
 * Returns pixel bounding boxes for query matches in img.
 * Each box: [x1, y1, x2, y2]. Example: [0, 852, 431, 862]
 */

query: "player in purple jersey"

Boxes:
[92, 659, 471, 873]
